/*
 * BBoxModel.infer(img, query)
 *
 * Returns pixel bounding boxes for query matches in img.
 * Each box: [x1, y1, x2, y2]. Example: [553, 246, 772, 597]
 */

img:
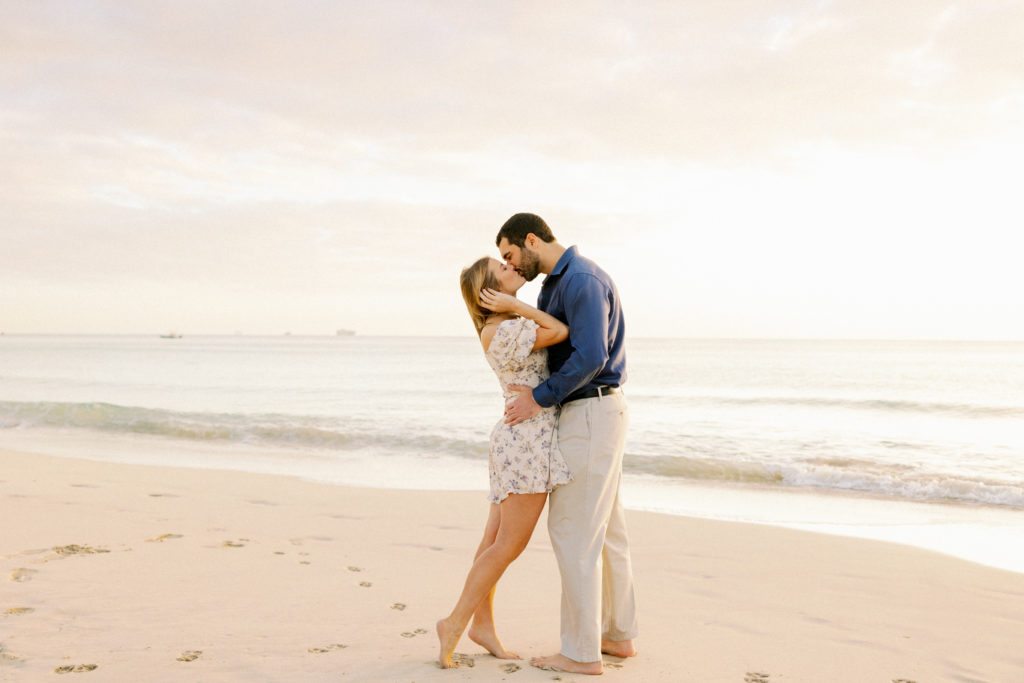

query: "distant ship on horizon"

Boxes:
[160, 332, 183, 339]
[336, 329, 355, 336]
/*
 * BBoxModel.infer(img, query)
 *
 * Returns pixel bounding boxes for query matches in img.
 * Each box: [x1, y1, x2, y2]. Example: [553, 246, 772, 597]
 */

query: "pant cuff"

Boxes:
[601, 629, 639, 642]
[561, 644, 601, 664]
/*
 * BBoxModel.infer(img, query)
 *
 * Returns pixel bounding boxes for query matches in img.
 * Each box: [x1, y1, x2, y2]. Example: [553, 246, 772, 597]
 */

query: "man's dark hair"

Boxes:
[495, 213, 556, 248]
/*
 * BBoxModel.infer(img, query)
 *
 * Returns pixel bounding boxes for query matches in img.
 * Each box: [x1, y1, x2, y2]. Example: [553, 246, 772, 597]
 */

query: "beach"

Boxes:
[4, 448, 1023, 682]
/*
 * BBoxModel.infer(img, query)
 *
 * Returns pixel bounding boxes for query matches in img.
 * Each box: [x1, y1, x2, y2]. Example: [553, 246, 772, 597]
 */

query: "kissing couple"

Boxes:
[436, 213, 638, 675]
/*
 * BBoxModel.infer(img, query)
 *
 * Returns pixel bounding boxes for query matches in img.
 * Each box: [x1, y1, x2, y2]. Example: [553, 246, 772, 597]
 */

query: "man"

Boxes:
[497, 213, 638, 675]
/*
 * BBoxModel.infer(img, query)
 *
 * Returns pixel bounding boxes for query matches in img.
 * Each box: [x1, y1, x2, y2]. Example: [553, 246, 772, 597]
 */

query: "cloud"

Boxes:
[4, 1, 1022, 165]
[2, 1, 1022, 337]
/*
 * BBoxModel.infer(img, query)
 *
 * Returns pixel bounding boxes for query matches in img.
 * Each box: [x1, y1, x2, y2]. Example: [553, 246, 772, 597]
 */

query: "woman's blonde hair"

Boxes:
[460, 256, 500, 335]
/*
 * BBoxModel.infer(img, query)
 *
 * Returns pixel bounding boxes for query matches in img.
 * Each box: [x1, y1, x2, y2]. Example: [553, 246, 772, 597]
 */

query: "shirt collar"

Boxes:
[543, 245, 577, 284]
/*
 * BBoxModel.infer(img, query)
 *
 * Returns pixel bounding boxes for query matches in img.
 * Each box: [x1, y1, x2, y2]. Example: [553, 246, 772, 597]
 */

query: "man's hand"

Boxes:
[504, 384, 542, 426]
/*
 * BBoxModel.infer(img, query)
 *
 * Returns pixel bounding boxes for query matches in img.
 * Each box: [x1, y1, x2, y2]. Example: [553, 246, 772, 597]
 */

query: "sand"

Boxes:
[3, 448, 1024, 682]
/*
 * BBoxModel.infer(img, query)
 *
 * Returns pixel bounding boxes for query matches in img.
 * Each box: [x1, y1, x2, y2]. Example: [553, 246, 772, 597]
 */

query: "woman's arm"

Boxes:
[480, 289, 568, 350]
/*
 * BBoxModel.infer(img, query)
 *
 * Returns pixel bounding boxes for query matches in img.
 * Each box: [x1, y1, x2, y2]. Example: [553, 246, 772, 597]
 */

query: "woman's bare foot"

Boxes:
[601, 638, 637, 658]
[468, 625, 520, 659]
[436, 618, 463, 668]
[530, 652, 603, 675]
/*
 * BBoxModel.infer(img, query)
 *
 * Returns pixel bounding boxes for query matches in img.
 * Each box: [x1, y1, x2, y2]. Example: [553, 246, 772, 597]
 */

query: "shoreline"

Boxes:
[622, 474, 1024, 575]
[5, 427, 1024, 575]
[4, 447, 1024, 681]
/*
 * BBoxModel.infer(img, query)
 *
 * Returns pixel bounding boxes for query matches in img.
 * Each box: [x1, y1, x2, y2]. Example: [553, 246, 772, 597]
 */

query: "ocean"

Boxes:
[2, 335, 1022, 571]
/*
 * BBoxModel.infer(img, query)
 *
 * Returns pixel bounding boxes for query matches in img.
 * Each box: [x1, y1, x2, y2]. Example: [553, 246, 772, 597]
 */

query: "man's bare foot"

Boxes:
[530, 652, 602, 675]
[436, 618, 463, 668]
[467, 625, 520, 659]
[601, 638, 637, 658]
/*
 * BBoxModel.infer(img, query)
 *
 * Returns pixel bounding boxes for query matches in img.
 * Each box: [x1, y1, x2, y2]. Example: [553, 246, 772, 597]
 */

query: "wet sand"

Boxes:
[3, 448, 1023, 681]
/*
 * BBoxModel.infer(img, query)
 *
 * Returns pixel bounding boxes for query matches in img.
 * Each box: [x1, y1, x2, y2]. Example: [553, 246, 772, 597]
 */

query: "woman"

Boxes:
[436, 257, 573, 669]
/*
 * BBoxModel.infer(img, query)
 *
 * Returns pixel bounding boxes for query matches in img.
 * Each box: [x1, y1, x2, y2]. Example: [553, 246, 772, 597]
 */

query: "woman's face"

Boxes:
[489, 258, 526, 294]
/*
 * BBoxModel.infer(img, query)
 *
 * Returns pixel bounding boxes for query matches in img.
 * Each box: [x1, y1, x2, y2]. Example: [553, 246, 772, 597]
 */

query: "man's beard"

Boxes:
[518, 248, 541, 281]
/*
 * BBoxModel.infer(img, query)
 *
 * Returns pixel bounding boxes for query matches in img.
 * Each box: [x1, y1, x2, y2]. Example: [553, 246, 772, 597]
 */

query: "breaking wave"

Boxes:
[3, 400, 1021, 509]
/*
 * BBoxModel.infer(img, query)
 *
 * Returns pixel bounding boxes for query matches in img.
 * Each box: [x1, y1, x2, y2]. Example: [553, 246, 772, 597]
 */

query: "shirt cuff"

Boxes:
[532, 384, 557, 409]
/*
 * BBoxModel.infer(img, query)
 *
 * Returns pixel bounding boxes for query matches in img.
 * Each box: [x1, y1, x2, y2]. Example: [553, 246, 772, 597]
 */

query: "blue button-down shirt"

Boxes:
[532, 246, 627, 408]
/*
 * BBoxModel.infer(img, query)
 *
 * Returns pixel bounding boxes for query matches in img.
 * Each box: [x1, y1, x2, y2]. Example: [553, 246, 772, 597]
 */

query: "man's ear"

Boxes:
[525, 233, 538, 248]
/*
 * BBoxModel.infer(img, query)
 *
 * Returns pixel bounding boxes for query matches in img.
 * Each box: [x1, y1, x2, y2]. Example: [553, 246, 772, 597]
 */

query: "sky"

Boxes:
[2, 1, 1023, 339]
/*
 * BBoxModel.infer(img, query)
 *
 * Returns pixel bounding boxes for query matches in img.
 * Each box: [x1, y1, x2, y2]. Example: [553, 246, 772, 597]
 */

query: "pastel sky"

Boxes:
[3, 1, 1022, 338]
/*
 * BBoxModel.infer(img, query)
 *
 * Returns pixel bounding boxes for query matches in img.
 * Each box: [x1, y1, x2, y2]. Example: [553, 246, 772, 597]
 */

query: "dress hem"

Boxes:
[487, 476, 573, 505]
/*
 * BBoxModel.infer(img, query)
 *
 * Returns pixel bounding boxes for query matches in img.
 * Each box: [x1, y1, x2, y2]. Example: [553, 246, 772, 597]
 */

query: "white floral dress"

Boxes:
[485, 317, 572, 504]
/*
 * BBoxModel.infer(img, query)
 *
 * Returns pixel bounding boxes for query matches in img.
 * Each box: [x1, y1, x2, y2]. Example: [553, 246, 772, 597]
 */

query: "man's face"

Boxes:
[498, 237, 541, 282]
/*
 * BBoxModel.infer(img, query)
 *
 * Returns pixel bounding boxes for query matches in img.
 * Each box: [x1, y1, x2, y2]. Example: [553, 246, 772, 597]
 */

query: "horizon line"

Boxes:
[2, 332, 1022, 343]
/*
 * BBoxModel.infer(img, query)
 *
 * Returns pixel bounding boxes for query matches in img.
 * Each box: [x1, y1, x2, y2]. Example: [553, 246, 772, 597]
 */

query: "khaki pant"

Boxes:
[548, 391, 638, 662]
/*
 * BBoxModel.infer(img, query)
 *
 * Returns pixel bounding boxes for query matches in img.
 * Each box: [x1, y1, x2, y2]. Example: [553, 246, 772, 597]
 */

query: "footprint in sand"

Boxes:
[145, 534, 183, 543]
[347, 566, 363, 572]
[221, 540, 245, 548]
[400, 629, 428, 638]
[1, 643, 22, 663]
[176, 650, 202, 662]
[745, 673, 770, 683]
[10, 568, 37, 582]
[501, 662, 521, 673]
[54, 664, 98, 673]
[4, 607, 35, 616]
[892, 679, 918, 683]
[308, 643, 347, 654]
[390, 603, 406, 611]
[359, 581, 372, 587]
[52, 545, 110, 556]
[605, 662, 623, 669]
[448, 653, 475, 668]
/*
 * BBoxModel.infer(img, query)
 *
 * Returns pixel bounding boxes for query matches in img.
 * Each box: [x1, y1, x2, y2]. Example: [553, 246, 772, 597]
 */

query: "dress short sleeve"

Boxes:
[487, 318, 539, 368]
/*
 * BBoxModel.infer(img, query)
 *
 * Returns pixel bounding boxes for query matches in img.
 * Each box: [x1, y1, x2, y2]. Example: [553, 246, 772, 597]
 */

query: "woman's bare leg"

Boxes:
[437, 493, 547, 668]
[466, 505, 518, 658]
